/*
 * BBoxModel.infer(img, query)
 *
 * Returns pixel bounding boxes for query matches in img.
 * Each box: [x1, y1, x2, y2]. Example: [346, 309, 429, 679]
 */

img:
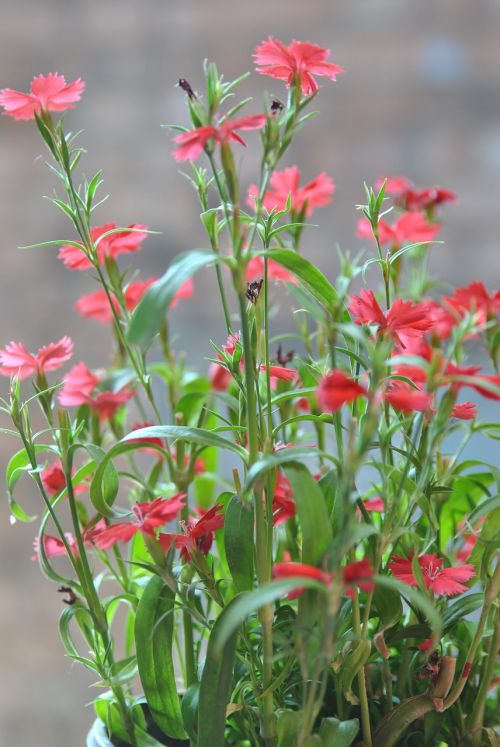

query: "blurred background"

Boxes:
[1, 0, 499, 744]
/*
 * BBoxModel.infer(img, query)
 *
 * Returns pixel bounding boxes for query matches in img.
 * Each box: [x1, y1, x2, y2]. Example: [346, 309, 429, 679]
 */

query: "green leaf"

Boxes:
[373, 585, 403, 659]
[181, 683, 199, 741]
[243, 446, 325, 495]
[6, 444, 52, 522]
[197, 595, 241, 747]
[122, 424, 248, 460]
[284, 463, 333, 566]
[259, 248, 347, 317]
[277, 709, 301, 747]
[224, 496, 254, 592]
[319, 716, 360, 747]
[374, 575, 442, 645]
[442, 593, 483, 632]
[135, 576, 186, 739]
[338, 639, 371, 704]
[127, 250, 222, 347]
[215, 578, 328, 650]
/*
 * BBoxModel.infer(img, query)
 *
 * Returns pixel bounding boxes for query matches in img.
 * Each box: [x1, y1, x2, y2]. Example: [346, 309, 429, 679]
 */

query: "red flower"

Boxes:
[41, 459, 87, 496]
[443, 282, 500, 327]
[451, 402, 477, 420]
[388, 553, 475, 596]
[0, 73, 85, 120]
[246, 256, 297, 284]
[222, 333, 241, 355]
[253, 37, 344, 95]
[58, 362, 134, 420]
[159, 504, 224, 562]
[272, 472, 296, 525]
[58, 223, 148, 270]
[260, 365, 298, 382]
[362, 497, 385, 513]
[32, 533, 76, 560]
[94, 494, 186, 549]
[273, 558, 374, 599]
[317, 370, 367, 412]
[0, 336, 73, 380]
[357, 211, 440, 248]
[172, 114, 266, 162]
[209, 357, 233, 391]
[349, 289, 435, 346]
[247, 166, 334, 217]
[384, 383, 433, 413]
[377, 176, 456, 212]
[343, 558, 375, 597]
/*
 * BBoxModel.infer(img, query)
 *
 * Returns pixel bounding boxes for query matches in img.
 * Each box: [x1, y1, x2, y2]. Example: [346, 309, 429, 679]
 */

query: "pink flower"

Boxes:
[246, 256, 297, 284]
[41, 459, 87, 496]
[172, 114, 267, 162]
[93, 495, 186, 549]
[32, 532, 77, 560]
[247, 166, 334, 217]
[75, 289, 120, 323]
[317, 370, 367, 412]
[58, 223, 148, 270]
[388, 553, 475, 596]
[357, 211, 440, 248]
[222, 333, 241, 355]
[273, 558, 374, 599]
[159, 504, 224, 562]
[0, 73, 85, 121]
[0, 336, 73, 379]
[253, 37, 345, 95]
[58, 362, 134, 420]
[260, 365, 298, 382]
[349, 289, 435, 347]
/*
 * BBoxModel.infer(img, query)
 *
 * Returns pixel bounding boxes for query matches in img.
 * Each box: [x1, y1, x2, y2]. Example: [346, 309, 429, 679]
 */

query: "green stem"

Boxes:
[352, 590, 372, 747]
[468, 610, 499, 743]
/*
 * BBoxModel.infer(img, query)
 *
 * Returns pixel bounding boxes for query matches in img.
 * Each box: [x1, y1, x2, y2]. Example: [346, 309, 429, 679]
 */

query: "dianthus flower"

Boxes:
[247, 166, 334, 217]
[317, 370, 367, 412]
[58, 223, 148, 270]
[246, 256, 297, 284]
[376, 176, 456, 212]
[93, 495, 186, 550]
[357, 211, 440, 248]
[273, 558, 374, 599]
[0, 336, 73, 380]
[443, 282, 500, 326]
[272, 472, 296, 526]
[388, 553, 474, 596]
[0, 73, 85, 120]
[58, 362, 134, 420]
[172, 114, 266, 162]
[253, 37, 344, 95]
[349, 289, 434, 346]
[260, 365, 298, 382]
[159, 505, 224, 562]
[41, 459, 87, 496]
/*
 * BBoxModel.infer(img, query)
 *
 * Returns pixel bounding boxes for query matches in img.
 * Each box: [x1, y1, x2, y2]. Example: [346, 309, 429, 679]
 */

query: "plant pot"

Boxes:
[86, 709, 190, 747]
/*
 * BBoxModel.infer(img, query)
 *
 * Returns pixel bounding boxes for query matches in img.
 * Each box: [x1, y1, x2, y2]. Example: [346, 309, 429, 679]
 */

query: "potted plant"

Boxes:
[1, 37, 499, 747]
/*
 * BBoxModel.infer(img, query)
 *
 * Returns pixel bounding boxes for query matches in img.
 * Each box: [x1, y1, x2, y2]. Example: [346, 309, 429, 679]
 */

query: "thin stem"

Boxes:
[352, 590, 372, 747]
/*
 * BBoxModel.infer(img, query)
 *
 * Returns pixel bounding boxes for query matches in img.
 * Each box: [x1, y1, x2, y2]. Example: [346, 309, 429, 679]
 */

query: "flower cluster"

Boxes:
[1, 37, 498, 747]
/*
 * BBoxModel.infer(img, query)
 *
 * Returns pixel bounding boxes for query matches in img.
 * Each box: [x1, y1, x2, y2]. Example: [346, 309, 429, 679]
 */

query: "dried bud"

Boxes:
[276, 344, 294, 367]
[270, 99, 284, 114]
[58, 585, 78, 605]
[245, 279, 263, 304]
[177, 78, 197, 100]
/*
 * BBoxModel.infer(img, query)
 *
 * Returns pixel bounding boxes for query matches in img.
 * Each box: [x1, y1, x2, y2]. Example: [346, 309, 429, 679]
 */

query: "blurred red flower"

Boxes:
[0, 73, 85, 120]
[357, 211, 440, 247]
[246, 256, 297, 284]
[272, 472, 296, 525]
[384, 383, 433, 413]
[248, 166, 334, 217]
[172, 115, 266, 162]
[317, 370, 367, 412]
[254, 37, 344, 95]
[59, 223, 148, 270]
[41, 459, 87, 496]
[58, 362, 134, 420]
